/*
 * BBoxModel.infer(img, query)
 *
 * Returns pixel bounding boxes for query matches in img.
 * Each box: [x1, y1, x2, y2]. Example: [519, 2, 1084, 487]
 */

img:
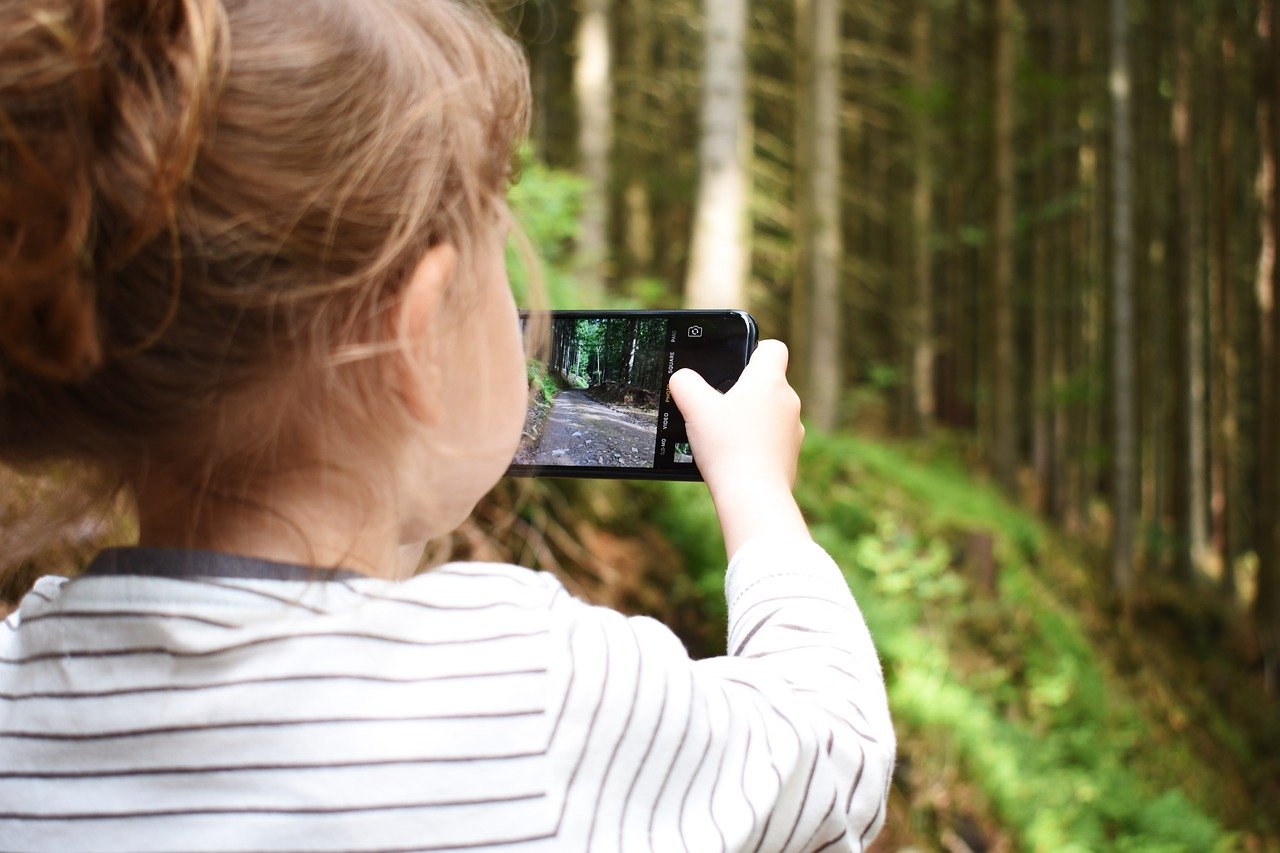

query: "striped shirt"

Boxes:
[0, 537, 894, 852]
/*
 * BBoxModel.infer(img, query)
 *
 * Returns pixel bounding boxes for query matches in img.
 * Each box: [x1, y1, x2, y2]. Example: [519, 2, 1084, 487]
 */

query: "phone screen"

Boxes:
[508, 310, 757, 480]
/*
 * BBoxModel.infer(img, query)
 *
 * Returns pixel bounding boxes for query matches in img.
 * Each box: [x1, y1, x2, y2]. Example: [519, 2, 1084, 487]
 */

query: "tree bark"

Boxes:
[1256, 0, 1280, 693]
[801, 0, 843, 431]
[623, 0, 654, 274]
[573, 0, 614, 297]
[1172, 4, 1211, 581]
[992, 0, 1019, 492]
[1210, 11, 1240, 595]
[685, 0, 750, 310]
[791, 0, 813, 404]
[1110, 0, 1137, 604]
[912, 0, 936, 434]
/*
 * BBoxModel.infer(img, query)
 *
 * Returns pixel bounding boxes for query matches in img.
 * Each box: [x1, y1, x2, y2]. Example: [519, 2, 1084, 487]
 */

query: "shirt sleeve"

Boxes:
[545, 537, 894, 853]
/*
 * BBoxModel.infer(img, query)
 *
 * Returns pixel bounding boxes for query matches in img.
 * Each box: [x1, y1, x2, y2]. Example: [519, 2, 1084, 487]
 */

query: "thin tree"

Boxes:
[1210, 2, 1241, 594]
[801, 0, 843, 430]
[573, 0, 613, 297]
[1257, 0, 1280, 693]
[911, 0, 935, 434]
[1109, 0, 1137, 605]
[1172, 4, 1211, 580]
[685, 0, 750, 309]
[992, 0, 1018, 491]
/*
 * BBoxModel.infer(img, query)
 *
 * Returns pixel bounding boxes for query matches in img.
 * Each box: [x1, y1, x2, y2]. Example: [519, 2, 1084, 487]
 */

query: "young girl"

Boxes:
[0, 0, 894, 850]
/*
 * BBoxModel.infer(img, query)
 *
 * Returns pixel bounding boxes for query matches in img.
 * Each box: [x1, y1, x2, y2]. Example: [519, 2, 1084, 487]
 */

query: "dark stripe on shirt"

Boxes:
[0, 667, 547, 702]
[553, 619, 611, 836]
[732, 606, 782, 656]
[797, 791, 841, 853]
[0, 709, 543, 742]
[777, 737, 822, 851]
[17, 610, 241, 629]
[0, 791, 545, 821]
[676, 689, 717, 853]
[860, 794, 886, 846]
[647, 668, 695, 848]
[587, 626, 642, 848]
[0, 627, 549, 666]
[0, 750, 546, 779]
[617, 658, 669, 851]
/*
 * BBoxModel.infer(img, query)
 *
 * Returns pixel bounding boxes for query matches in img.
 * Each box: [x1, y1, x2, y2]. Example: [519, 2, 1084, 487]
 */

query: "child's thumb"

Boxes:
[669, 368, 719, 417]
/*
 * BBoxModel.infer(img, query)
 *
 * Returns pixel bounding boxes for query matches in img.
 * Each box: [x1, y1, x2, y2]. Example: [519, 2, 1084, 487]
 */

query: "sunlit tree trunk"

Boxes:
[992, 0, 1018, 492]
[791, 0, 813, 401]
[685, 0, 749, 309]
[574, 0, 613, 297]
[911, 0, 935, 434]
[1110, 0, 1137, 604]
[623, 0, 654, 274]
[800, 0, 843, 430]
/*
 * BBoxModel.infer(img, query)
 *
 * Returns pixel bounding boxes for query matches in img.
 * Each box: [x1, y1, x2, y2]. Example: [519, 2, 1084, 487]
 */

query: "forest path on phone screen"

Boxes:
[513, 389, 657, 468]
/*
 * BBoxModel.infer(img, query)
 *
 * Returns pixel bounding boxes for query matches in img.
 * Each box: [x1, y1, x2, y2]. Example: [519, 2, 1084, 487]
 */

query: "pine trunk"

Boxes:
[912, 0, 936, 434]
[573, 0, 613, 296]
[1110, 0, 1137, 603]
[685, 0, 750, 309]
[992, 0, 1019, 492]
[1210, 12, 1240, 594]
[1256, 0, 1280, 693]
[805, 0, 843, 430]
[1172, 5, 1211, 580]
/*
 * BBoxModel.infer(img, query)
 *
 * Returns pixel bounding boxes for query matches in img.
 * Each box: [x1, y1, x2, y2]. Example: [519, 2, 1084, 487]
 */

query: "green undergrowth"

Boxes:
[647, 433, 1247, 851]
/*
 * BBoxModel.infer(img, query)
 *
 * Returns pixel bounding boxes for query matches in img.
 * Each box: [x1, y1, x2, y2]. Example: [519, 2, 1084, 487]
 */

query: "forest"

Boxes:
[496, 0, 1280, 846]
[2, 0, 1279, 847]
[545, 316, 667, 398]
[513, 317, 666, 467]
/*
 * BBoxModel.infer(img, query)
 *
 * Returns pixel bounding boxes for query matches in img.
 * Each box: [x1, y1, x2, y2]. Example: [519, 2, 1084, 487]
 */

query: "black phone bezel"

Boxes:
[506, 309, 758, 482]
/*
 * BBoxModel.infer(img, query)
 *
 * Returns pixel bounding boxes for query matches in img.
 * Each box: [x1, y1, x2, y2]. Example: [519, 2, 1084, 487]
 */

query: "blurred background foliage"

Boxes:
[4, 0, 1280, 849]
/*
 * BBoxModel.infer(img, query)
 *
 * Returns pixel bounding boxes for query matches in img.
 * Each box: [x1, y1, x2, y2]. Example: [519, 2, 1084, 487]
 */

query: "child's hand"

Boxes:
[669, 340, 810, 557]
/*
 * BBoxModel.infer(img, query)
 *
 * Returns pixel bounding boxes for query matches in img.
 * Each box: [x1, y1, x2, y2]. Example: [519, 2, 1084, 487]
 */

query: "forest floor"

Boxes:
[4, 429, 1278, 849]
[512, 388, 657, 467]
[568, 433, 1280, 851]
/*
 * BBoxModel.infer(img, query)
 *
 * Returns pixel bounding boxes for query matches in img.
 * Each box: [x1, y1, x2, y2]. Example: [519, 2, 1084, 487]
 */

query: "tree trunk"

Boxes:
[685, 0, 750, 310]
[992, 0, 1018, 492]
[802, 0, 843, 431]
[1256, 0, 1280, 693]
[1172, 5, 1211, 581]
[912, 0, 936, 434]
[1110, 0, 1137, 604]
[624, 0, 654, 275]
[573, 0, 613, 297]
[1210, 11, 1240, 595]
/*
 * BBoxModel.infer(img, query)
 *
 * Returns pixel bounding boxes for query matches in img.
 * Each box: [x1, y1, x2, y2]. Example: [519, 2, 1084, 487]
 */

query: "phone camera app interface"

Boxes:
[515, 316, 669, 470]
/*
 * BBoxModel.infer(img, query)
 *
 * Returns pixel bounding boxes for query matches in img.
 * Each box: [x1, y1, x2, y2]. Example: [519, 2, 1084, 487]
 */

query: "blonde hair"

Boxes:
[0, 0, 531, 494]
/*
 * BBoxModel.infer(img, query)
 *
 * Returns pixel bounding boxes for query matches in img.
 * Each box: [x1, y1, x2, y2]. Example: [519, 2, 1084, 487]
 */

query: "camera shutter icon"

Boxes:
[688, 326, 703, 338]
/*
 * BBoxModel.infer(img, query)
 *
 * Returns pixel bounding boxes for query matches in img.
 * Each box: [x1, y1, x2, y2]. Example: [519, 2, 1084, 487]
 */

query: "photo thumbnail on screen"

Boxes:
[514, 316, 670, 469]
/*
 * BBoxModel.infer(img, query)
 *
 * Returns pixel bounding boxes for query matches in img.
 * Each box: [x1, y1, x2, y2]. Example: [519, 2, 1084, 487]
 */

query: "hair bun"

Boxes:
[0, 0, 226, 384]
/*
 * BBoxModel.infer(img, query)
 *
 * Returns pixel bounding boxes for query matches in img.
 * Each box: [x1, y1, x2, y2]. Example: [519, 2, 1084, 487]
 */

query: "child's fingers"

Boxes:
[737, 339, 790, 389]
[669, 367, 720, 417]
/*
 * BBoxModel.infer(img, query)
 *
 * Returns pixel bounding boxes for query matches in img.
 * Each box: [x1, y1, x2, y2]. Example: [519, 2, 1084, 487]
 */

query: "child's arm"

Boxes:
[668, 340, 808, 559]
[666, 341, 895, 847]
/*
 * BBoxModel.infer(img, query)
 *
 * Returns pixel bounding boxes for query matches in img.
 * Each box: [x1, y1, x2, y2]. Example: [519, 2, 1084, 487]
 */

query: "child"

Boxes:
[0, 0, 894, 850]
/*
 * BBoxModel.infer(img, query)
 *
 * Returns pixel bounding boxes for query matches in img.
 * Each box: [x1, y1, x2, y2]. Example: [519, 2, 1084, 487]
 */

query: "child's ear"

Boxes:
[394, 244, 458, 426]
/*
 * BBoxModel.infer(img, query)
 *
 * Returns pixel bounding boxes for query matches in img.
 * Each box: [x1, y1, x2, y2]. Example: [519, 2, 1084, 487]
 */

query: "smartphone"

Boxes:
[508, 309, 759, 481]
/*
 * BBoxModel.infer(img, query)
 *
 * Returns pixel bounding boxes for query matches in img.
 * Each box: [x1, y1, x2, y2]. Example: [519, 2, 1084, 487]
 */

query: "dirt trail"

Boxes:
[514, 389, 657, 467]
